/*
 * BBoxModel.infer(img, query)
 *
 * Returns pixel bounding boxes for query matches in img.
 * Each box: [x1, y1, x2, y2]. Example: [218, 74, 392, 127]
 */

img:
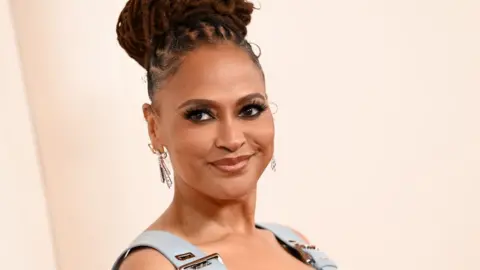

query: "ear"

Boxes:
[142, 103, 165, 149]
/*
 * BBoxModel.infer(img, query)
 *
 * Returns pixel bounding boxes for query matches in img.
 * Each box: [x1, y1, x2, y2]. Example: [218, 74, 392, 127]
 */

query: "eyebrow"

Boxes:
[177, 93, 266, 110]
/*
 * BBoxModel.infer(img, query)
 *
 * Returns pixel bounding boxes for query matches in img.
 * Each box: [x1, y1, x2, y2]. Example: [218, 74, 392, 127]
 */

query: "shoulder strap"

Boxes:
[112, 230, 227, 270]
[256, 223, 338, 270]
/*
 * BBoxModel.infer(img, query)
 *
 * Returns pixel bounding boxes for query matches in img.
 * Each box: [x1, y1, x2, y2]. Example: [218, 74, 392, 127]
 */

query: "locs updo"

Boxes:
[116, 0, 262, 100]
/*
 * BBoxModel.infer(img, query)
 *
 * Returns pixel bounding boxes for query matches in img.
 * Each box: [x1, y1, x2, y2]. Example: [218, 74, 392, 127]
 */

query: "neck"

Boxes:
[162, 179, 258, 244]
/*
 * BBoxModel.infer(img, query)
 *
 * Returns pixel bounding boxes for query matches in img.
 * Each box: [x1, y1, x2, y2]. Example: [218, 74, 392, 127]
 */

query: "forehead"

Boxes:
[157, 43, 265, 105]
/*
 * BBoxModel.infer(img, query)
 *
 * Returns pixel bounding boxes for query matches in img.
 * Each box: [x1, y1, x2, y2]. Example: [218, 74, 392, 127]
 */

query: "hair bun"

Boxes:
[116, 0, 255, 68]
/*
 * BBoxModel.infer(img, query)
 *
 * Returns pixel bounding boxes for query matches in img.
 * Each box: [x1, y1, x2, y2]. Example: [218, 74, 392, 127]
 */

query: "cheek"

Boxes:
[166, 121, 215, 164]
[248, 114, 275, 153]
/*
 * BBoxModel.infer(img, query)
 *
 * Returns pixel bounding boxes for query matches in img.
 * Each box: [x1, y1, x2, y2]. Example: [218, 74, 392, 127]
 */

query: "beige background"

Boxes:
[0, 0, 58, 268]
[1, 0, 479, 269]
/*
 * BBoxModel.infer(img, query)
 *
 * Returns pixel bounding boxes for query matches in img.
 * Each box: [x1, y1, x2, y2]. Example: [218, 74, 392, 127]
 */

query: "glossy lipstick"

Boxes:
[210, 154, 252, 173]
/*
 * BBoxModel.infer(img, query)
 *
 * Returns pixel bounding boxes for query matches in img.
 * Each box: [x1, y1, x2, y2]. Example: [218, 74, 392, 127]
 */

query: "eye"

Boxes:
[184, 109, 214, 122]
[239, 103, 268, 118]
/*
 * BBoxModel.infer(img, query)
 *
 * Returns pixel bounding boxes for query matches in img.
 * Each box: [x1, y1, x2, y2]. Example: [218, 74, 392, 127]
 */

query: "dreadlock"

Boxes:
[116, 0, 262, 100]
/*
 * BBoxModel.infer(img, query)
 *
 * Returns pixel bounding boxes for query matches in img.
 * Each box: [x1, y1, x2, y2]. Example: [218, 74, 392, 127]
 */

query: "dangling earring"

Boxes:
[148, 143, 173, 188]
[271, 156, 277, 172]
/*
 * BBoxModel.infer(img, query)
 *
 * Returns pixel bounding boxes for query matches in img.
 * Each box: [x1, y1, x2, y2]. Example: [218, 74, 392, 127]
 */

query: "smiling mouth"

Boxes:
[210, 154, 253, 173]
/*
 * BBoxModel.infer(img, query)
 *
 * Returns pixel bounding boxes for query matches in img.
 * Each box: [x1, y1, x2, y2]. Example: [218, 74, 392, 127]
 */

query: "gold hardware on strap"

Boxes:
[177, 253, 222, 270]
[175, 252, 196, 261]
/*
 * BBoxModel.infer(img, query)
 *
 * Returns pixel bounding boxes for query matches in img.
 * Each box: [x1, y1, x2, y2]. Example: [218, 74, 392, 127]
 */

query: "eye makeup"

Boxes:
[181, 94, 269, 123]
[238, 99, 268, 119]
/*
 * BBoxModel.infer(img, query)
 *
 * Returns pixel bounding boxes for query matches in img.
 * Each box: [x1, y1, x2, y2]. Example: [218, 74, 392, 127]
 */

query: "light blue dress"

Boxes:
[112, 223, 337, 270]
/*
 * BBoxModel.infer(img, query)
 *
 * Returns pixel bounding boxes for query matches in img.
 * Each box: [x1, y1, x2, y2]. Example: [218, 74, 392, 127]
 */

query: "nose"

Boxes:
[214, 118, 246, 152]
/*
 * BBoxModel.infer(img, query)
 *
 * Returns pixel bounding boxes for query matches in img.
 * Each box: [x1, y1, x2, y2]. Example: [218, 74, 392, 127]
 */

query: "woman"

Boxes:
[113, 0, 337, 269]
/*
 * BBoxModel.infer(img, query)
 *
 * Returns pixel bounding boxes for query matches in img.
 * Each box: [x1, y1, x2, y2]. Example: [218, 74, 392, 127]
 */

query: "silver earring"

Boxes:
[271, 156, 277, 172]
[148, 144, 173, 188]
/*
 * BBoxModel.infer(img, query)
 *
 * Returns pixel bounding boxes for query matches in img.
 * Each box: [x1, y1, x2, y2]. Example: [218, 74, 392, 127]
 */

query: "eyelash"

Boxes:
[183, 101, 268, 122]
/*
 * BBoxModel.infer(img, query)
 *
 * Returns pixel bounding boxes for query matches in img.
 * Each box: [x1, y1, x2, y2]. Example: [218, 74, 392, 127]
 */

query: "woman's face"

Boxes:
[145, 43, 274, 200]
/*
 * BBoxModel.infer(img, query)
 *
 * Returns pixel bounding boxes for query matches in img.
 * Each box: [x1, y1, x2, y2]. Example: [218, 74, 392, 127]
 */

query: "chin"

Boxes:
[208, 174, 258, 201]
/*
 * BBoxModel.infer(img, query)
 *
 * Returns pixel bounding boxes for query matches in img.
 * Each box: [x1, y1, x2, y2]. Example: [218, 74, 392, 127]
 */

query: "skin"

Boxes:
[120, 43, 312, 270]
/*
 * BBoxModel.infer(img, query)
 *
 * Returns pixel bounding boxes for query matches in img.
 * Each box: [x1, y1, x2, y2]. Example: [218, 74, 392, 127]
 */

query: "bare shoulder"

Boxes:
[119, 248, 174, 270]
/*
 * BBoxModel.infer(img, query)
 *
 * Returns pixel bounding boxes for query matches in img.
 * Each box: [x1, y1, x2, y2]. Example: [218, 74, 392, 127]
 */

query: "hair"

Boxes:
[116, 0, 262, 100]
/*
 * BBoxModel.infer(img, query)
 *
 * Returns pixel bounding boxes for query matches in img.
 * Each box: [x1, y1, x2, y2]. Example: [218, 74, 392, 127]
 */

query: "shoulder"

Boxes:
[258, 222, 311, 243]
[119, 248, 174, 270]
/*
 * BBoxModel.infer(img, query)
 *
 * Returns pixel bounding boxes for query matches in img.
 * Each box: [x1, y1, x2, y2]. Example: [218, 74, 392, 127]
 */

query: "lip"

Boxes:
[210, 154, 253, 173]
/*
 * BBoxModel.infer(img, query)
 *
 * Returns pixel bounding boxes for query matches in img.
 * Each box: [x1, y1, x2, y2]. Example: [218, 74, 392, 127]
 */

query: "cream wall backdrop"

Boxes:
[0, 0, 57, 269]
[4, 0, 480, 269]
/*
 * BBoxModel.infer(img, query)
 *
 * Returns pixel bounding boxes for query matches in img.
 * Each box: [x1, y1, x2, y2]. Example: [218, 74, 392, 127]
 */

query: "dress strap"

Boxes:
[111, 230, 227, 270]
[256, 223, 338, 270]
